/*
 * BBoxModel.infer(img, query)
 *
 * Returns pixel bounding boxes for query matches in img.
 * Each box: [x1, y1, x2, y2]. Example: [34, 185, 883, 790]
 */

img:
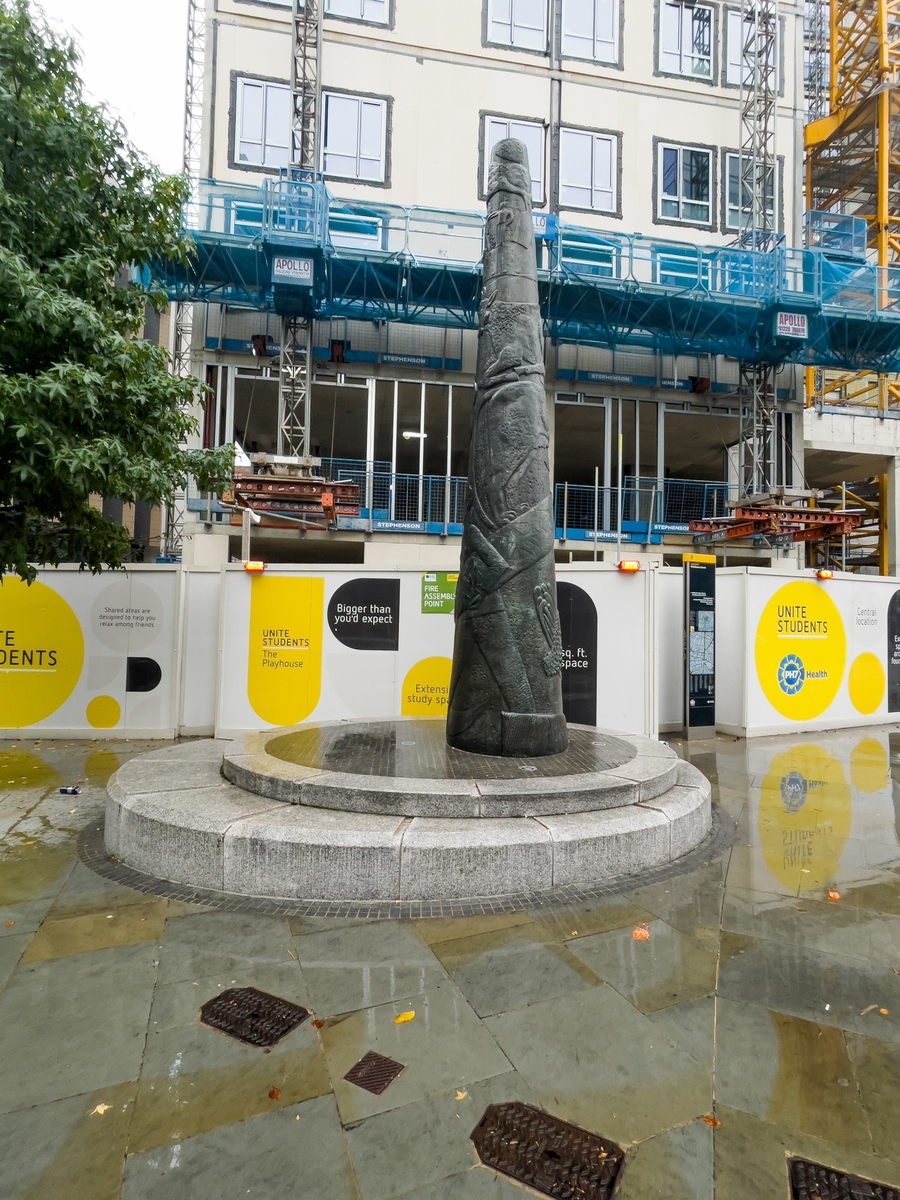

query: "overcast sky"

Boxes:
[38, 0, 188, 174]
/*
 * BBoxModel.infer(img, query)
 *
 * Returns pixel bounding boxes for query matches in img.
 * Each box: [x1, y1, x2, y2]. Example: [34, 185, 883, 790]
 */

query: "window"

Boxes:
[559, 128, 617, 212]
[725, 152, 777, 231]
[658, 142, 712, 224]
[235, 78, 290, 169]
[488, 0, 547, 51]
[484, 115, 545, 204]
[323, 92, 388, 182]
[326, 0, 389, 23]
[660, 2, 713, 78]
[725, 9, 778, 87]
[562, 0, 618, 63]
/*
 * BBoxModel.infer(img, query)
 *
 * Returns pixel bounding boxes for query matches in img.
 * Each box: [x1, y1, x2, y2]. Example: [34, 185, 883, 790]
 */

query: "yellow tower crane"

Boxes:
[803, 0, 900, 571]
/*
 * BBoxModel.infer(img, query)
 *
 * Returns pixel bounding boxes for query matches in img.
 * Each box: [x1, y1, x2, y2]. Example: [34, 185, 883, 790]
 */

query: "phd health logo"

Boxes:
[780, 770, 807, 813]
[777, 654, 805, 696]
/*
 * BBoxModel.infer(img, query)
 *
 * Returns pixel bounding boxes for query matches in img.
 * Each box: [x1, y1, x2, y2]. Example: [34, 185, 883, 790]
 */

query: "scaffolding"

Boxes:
[162, 0, 207, 557]
[804, 0, 829, 121]
[805, 0, 900, 415]
[735, 0, 785, 497]
[276, 0, 322, 458]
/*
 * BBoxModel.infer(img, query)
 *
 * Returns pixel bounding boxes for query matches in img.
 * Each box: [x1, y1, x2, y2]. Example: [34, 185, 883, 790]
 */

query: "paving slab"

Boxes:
[0, 941, 159, 1114]
[121, 1094, 358, 1200]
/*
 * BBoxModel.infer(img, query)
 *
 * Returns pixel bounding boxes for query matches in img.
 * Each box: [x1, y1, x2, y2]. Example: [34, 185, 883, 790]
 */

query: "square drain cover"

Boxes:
[200, 987, 310, 1048]
[790, 1158, 900, 1199]
[471, 1101, 625, 1199]
[343, 1051, 405, 1095]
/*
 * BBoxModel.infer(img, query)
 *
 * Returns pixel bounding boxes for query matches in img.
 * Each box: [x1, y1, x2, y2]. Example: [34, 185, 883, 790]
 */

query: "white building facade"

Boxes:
[181, 0, 893, 571]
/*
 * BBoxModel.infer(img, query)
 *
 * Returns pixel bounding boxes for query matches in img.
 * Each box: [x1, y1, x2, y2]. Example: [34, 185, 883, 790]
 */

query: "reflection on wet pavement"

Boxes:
[3, 727, 900, 1196]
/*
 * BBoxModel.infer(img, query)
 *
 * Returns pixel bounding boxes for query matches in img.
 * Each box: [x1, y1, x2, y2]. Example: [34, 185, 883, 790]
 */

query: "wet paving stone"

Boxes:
[4, 729, 900, 1196]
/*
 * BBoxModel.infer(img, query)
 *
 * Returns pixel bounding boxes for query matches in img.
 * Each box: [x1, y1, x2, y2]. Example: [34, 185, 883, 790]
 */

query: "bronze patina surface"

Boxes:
[447, 138, 567, 757]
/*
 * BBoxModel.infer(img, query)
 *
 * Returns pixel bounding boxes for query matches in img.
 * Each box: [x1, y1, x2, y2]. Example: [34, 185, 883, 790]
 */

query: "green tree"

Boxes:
[0, 0, 232, 580]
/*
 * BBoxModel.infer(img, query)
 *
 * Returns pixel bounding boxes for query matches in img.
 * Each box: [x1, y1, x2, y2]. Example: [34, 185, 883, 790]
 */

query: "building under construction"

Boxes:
[155, 0, 900, 575]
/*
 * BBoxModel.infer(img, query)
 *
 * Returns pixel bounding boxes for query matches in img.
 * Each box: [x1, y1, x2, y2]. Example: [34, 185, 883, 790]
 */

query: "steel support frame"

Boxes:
[738, 361, 778, 496]
[164, 0, 207, 557]
[278, 0, 323, 459]
[805, 0, 829, 121]
[737, 0, 780, 253]
[278, 317, 313, 457]
[735, 0, 782, 499]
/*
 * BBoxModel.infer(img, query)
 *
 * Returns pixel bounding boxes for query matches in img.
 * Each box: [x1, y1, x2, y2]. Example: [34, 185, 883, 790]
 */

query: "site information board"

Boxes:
[684, 556, 715, 737]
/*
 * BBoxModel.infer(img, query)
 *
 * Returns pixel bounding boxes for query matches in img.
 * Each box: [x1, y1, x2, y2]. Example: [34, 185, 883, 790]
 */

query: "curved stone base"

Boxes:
[223, 720, 676, 818]
[105, 737, 712, 903]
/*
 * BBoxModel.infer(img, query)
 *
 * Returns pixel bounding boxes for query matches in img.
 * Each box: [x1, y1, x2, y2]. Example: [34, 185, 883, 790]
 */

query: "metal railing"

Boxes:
[554, 477, 733, 533]
[352, 473, 466, 525]
[185, 179, 900, 319]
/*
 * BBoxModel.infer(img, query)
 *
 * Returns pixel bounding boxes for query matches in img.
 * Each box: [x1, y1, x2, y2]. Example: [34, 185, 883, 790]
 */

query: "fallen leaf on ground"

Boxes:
[631, 925, 651, 941]
[287, 949, 297, 961]
[699, 1115, 721, 1128]
[4, 922, 13, 928]
[90, 1104, 112, 1116]
[394, 1010, 416, 1024]
[880, 1008, 889, 1016]
[311, 1019, 324, 1029]
[860, 1004, 879, 1016]
[455, 1089, 467, 1101]
[268, 1087, 281, 1100]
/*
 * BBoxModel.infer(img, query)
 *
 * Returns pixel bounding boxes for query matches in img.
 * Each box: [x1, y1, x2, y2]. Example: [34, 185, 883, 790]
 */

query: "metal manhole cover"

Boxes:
[199, 987, 310, 1048]
[343, 1050, 405, 1095]
[471, 1102, 625, 1199]
[790, 1158, 900, 1199]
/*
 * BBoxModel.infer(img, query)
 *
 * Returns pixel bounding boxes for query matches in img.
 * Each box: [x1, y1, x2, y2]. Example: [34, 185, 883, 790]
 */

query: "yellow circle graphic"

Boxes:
[759, 745, 851, 892]
[86, 695, 121, 729]
[850, 738, 888, 793]
[847, 652, 885, 715]
[401, 657, 451, 716]
[0, 577, 84, 728]
[755, 581, 845, 720]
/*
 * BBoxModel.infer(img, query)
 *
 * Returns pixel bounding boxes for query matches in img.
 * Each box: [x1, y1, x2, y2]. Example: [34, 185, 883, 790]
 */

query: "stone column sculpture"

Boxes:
[446, 139, 568, 758]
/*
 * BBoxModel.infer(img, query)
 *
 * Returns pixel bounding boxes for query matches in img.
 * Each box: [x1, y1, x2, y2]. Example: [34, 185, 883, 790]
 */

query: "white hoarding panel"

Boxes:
[715, 568, 747, 734]
[0, 566, 179, 737]
[215, 564, 655, 738]
[743, 569, 900, 736]
[657, 568, 683, 732]
[179, 568, 223, 735]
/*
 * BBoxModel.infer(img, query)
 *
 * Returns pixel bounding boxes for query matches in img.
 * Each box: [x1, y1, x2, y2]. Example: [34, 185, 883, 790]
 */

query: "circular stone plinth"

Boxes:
[223, 719, 677, 818]
[104, 737, 713, 905]
[268, 720, 635, 779]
